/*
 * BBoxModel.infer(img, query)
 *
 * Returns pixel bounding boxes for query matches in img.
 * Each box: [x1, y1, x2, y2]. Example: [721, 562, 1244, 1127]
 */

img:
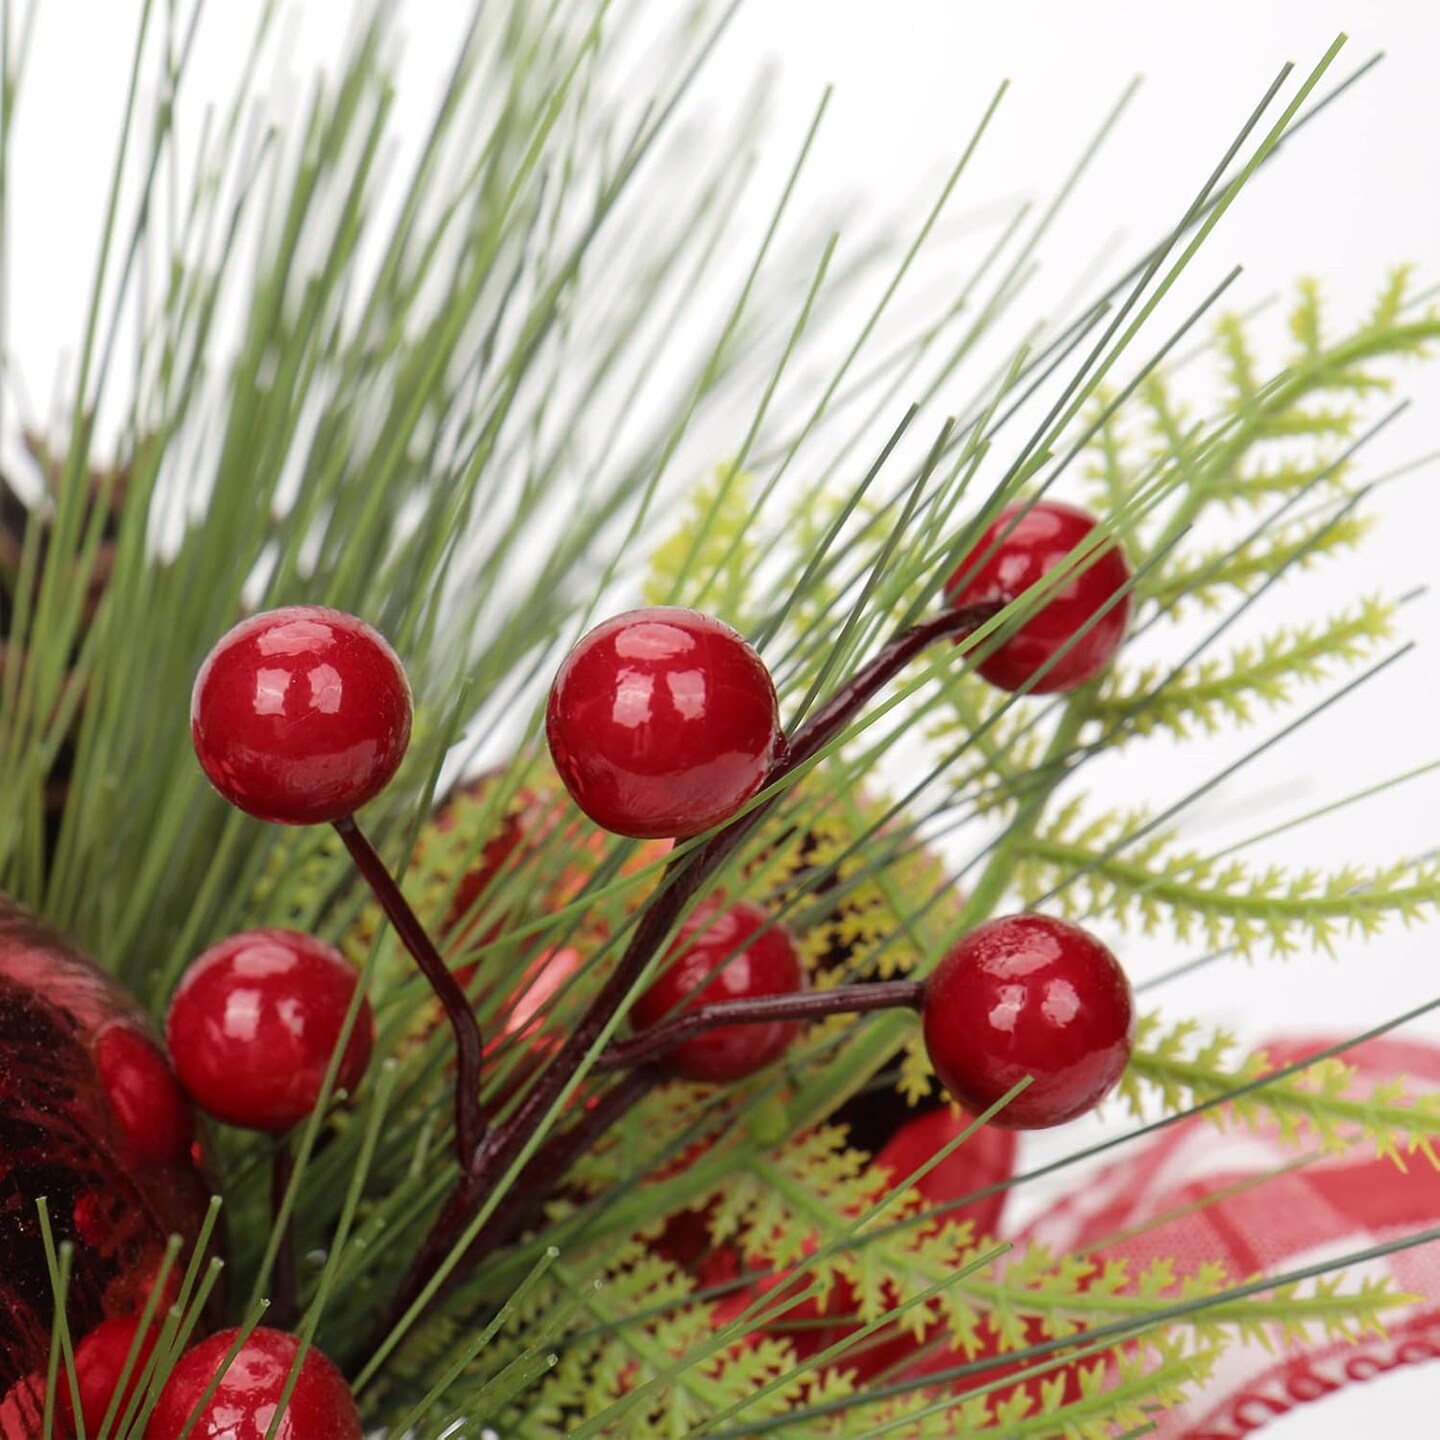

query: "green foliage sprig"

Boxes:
[6, 3, 1440, 1436]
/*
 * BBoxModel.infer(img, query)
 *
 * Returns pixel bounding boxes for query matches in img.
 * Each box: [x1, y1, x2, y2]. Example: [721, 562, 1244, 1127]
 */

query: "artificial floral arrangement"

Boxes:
[1, 2, 1438, 1437]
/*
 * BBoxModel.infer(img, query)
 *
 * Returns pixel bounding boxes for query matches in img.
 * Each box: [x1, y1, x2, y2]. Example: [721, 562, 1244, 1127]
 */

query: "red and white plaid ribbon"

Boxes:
[1019, 1033, 1440, 1438]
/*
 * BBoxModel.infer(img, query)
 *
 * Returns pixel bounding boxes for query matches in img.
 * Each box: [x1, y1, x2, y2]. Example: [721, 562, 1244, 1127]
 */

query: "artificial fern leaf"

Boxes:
[1012, 806, 1440, 959]
[1370, 263, 1417, 330]
[644, 466, 762, 624]
[1093, 595, 1397, 740]
[502, 1243, 805, 1437]
[1122, 1013, 1440, 1166]
[1142, 508, 1374, 616]
[1084, 275, 1440, 603]
[1217, 312, 1262, 401]
[963, 1243, 1407, 1356]
[1289, 278, 1325, 358]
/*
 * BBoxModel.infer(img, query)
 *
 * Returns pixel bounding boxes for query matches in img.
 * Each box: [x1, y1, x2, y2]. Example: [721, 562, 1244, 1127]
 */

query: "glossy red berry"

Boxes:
[191, 605, 412, 825]
[923, 914, 1133, 1129]
[631, 901, 805, 1083]
[166, 929, 374, 1133]
[59, 1315, 159, 1437]
[146, 1327, 362, 1440]
[545, 607, 782, 839]
[93, 1020, 193, 1165]
[943, 500, 1131, 693]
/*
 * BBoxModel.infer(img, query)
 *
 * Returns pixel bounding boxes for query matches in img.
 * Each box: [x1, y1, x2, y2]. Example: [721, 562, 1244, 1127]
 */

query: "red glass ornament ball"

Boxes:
[58, 1315, 160, 1436]
[631, 900, 805, 1083]
[191, 605, 413, 825]
[871, 1103, 1017, 1239]
[93, 1020, 194, 1166]
[545, 607, 782, 839]
[0, 901, 215, 1404]
[943, 500, 1131, 693]
[166, 929, 375, 1133]
[146, 1327, 363, 1440]
[922, 914, 1134, 1129]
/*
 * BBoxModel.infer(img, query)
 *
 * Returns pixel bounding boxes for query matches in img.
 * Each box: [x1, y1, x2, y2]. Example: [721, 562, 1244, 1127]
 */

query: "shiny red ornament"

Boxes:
[0, 900, 214, 1410]
[59, 1315, 160, 1436]
[870, 1102, 1017, 1238]
[483, 944, 585, 1105]
[630, 900, 805, 1083]
[545, 607, 782, 839]
[943, 500, 1131, 693]
[146, 1327, 363, 1440]
[165, 929, 375, 1133]
[923, 913, 1134, 1129]
[191, 605, 413, 825]
[93, 1020, 194, 1166]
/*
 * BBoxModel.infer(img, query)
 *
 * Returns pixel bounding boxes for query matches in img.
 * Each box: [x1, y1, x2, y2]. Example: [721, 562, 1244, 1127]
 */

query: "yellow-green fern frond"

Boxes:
[1094, 596, 1398, 741]
[1122, 1014, 1440, 1167]
[1012, 805, 1440, 959]
[645, 466, 763, 624]
[1145, 509, 1375, 616]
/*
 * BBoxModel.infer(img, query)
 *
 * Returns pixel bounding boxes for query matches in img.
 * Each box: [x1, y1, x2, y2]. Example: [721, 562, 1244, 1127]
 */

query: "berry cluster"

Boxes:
[44, 499, 1131, 1432]
[59, 1323, 362, 1440]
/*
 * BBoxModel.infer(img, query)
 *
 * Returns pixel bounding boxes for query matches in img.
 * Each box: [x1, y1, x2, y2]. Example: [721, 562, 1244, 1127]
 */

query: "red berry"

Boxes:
[943, 500, 1131, 693]
[191, 606, 412, 825]
[146, 1327, 362, 1440]
[630, 901, 804, 1083]
[93, 1020, 193, 1165]
[922, 914, 1133, 1129]
[545, 607, 782, 839]
[166, 930, 374, 1133]
[59, 1315, 159, 1437]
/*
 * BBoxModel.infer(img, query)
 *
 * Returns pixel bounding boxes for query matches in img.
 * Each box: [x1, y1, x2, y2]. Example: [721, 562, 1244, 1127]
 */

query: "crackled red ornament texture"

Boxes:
[0, 899, 216, 1429]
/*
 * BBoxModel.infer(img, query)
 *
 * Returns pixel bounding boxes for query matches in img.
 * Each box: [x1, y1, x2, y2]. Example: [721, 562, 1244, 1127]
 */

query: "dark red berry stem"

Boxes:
[413, 601, 1001, 1291]
[374, 1066, 663, 1347]
[485, 601, 999, 1180]
[782, 600, 1005, 773]
[331, 815, 486, 1166]
[469, 845, 725, 1192]
[271, 1140, 297, 1330]
[418, 984, 929, 1308]
[594, 980, 925, 1072]
[360, 602, 1000, 1368]
[460, 1065, 664, 1263]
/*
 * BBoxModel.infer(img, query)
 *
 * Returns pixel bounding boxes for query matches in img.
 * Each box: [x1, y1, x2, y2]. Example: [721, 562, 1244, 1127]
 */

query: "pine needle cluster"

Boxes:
[2, 3, 1439, 1437]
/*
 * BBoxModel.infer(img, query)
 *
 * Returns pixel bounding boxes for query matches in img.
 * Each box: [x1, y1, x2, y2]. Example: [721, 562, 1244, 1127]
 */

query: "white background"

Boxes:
[10, 1, 1440, 1433]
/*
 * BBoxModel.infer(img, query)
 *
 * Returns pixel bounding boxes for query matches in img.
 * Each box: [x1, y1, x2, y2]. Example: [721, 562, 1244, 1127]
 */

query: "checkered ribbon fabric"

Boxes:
[1018, 1034, 1440, 1438]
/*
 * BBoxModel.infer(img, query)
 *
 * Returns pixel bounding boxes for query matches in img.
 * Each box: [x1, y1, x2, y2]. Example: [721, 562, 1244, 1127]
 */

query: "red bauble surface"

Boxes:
[166, 929, 374, 1133]
[482, 944, 586, 1106]
[737, 1102, 1019, 1383]
[94, 1020, 194, 1166]
[191, 605, 413, 825]
[59, 1315, 160, 1436]
[545, 607, 782, 839]
[870, 1103, 1017, 1239]
[147, 1327, 363, 1440]
[943, 500, 1131, 693]
[923, 914, 1134, 1129]
[630, 901, 805, 1083]
[0, 901, 214, 1411]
